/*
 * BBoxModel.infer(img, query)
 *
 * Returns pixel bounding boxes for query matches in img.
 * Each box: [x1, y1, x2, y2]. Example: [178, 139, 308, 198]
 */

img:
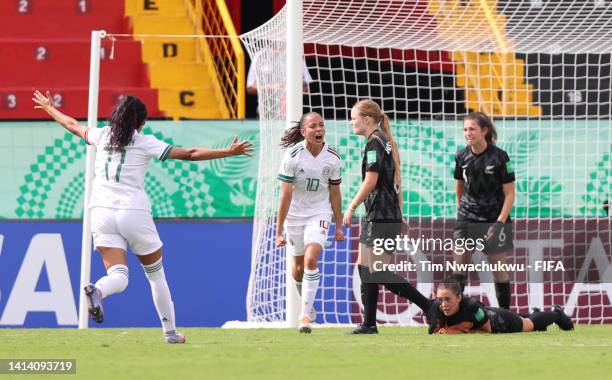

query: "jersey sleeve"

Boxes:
[364, 138, 385, 173]
[329, 156, 342, 185]
[277, 150, 296, 183]
[84, 126, 108, 146]
[143, 135, 173, 162]
[453, 150, 463, 180]
[467, 298, 489, 329]
[499, 151, 515, 184]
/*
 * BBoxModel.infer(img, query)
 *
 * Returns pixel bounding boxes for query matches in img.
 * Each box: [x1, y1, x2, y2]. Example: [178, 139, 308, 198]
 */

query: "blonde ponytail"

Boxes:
[354, 99, 401, 186]
[380, 113, 401, 186]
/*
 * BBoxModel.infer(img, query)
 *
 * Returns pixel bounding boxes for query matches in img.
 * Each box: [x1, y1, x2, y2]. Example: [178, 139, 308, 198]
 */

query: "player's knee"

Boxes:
[303, 244, 321, 269]
[303, 257, 318, 270]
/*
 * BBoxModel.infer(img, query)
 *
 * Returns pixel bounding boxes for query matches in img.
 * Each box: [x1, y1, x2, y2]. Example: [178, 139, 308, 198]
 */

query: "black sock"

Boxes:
[358, 265, 379, 327]
[371, 271, 431, 313]
[495, 281, 511, 309]
[528, 311, 559, 331]
[450, 273, 467, 292]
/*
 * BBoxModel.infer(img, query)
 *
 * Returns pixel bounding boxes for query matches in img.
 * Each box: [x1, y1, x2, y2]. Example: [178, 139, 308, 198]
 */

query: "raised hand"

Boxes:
[228, 136, 254, 157]
[32, 90, 54, 113]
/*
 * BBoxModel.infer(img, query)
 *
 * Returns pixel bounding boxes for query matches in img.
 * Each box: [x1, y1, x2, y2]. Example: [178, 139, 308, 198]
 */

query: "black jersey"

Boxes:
[427, 296, 489, 334]
[361, 130, 401, 221]
[454, 144, 515, 222]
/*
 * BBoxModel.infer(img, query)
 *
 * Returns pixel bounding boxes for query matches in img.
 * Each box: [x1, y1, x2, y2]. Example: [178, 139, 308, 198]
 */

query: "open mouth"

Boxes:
[315, 134, 323, 142]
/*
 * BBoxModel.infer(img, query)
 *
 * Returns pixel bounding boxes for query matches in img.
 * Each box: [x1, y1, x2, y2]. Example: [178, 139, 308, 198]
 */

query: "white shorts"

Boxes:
[285, 214, 331, 257]
[91, 207, 163, 256]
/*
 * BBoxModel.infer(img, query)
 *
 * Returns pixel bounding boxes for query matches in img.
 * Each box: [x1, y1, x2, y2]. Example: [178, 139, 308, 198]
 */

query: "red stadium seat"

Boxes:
[0, 0, 163, 119]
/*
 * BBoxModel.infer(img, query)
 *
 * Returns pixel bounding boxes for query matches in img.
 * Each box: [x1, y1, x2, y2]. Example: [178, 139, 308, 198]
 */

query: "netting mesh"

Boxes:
[241, 0, 612, 325]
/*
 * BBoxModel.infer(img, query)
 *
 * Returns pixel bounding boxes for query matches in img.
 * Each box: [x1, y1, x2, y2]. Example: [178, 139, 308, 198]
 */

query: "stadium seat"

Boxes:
[0, 0, 162, 119]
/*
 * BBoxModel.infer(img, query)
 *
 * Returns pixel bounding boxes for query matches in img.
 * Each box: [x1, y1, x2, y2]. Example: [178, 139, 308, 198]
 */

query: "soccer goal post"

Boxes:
[241, 0, 612, 327]
[78, 30, 104, 329]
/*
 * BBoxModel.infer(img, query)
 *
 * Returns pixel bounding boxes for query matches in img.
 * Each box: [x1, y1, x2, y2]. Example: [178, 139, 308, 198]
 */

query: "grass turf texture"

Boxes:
[1, 326, 611, 379]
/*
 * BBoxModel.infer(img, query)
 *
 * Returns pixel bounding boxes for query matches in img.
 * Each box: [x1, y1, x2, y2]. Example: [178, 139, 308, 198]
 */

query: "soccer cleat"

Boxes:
[164, 332, 186, 344]
[84, 284, 104, 323]
[298, 315, 312, 334]
[553, 304, 574, 331]
[347, 324, 378, 335]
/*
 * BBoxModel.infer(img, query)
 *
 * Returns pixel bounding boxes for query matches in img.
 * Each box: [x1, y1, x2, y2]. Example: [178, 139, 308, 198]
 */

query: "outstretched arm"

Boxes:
[167, 136, 254, 161]
[33, 90, 87, 139]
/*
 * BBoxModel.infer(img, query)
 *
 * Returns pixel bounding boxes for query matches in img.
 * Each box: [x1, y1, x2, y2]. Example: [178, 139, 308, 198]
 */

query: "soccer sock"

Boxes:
[371, 271, 431, 313]
[495, 281, 511, 309]
[301, 269, 320, 318]
[358, 265, 379, 327]
[528, 311, 559, 331]
[295, 281, 302, 297]
[142, 258, 176, 335]
[95, 264, 129, 298]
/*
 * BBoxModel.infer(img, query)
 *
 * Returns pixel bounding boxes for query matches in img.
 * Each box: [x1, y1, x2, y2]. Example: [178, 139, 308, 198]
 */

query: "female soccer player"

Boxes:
[33, 90, 253, 343]
[427, 279, 574, 334]
[342, 99, 430, 334]
[276, 112, 344, 333]
[452, 112, 516, 309]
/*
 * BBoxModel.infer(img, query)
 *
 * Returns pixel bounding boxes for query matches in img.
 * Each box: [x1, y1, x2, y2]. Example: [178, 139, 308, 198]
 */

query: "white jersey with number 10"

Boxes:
[277, 141, 342, 225]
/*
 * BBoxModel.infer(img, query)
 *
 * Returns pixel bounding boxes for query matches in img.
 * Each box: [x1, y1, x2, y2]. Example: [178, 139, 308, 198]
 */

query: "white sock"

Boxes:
[95, 264, 129, 298]
[295, 281, 302, 297]
[301, 268, 320, 318]
[142, 258, 176, 334]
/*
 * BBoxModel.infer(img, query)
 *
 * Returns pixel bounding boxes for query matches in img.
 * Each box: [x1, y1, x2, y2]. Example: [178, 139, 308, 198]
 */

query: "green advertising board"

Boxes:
[0, 119, 609, 219]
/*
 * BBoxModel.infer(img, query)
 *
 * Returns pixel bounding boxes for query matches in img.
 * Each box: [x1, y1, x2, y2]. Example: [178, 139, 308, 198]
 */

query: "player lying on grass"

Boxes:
[33, 90, 253, 343]
[276, 112, 344, 333]
[426, 278, 574, 334]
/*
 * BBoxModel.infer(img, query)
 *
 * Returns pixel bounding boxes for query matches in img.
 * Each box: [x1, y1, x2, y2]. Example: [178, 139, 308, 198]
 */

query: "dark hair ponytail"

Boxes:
[437, 277, 463, 296]
[280, 112, 321, 148]
[464, 111, 497, 144]
[108, 95, 147, 150]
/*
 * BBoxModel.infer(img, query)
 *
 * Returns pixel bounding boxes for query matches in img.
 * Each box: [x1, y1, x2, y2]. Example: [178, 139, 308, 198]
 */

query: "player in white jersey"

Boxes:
[33, 90, 253, 343]
[276, 112, 344, 333]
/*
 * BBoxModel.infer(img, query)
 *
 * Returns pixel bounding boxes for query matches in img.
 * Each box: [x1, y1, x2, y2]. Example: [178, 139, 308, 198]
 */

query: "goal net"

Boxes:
[241, 0, 612, 326]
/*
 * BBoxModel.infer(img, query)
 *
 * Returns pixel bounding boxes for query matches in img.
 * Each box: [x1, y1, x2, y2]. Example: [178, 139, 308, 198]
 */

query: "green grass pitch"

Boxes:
[1, 326, 612, 379]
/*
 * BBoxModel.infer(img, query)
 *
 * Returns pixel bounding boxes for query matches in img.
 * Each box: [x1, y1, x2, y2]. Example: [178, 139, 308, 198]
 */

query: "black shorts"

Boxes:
[487, 307, 524, 333]
[453, 220, 514, 255]
[359, 219, 402, 249]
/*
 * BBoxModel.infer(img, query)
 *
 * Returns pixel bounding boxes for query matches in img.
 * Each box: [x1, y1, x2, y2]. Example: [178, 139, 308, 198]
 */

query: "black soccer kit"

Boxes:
[359, 130, 402, 246]
[427, 296, 523, 334]
[453, 144, 515, 254]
